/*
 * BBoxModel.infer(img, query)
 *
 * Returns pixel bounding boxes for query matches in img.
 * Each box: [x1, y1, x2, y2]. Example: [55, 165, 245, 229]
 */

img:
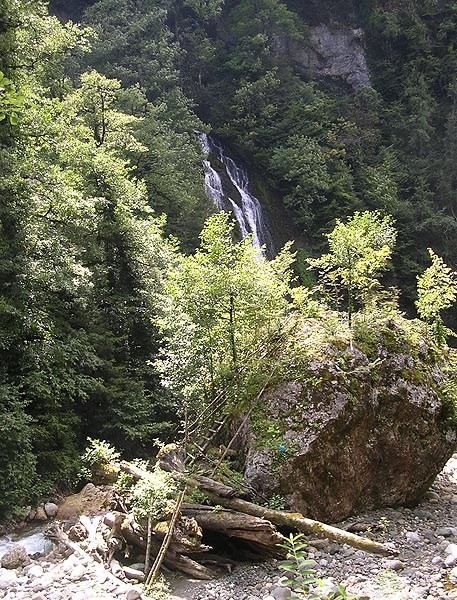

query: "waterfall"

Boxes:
[198, 132, 275, 258]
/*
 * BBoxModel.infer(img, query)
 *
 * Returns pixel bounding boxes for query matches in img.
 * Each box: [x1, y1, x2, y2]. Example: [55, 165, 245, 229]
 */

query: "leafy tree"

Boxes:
[308, 211, 397, 333]
[416, 248, 457, 345]
[161, 212, 294, 405]
[270, 135, 331, 228]
[81, 0, 210, 249]
[0, 0, 179, 514]
[0, 71, 24, 124]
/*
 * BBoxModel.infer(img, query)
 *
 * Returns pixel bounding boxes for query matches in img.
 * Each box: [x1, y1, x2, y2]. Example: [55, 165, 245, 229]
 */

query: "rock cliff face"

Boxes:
[291, 25, 371, 90]
[241, 321, 456, 522]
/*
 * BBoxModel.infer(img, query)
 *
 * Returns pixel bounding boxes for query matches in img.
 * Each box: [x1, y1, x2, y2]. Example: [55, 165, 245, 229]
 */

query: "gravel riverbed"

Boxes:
[1, 454, 456, 600]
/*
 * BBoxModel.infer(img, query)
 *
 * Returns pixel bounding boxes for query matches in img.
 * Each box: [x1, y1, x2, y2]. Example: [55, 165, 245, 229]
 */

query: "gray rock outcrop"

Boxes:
[292, 25, 371, 90]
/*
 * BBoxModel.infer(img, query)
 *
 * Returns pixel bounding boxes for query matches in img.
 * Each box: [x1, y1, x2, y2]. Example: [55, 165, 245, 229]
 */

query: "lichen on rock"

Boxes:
[240, 316, 457, 522]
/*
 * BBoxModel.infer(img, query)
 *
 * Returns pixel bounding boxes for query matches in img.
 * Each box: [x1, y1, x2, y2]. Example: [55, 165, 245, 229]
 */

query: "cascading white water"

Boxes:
[198, 132, 275, 258]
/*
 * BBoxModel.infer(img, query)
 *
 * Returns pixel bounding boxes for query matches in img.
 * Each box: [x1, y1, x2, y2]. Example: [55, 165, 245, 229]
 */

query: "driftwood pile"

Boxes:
[48, 445, 397, 586]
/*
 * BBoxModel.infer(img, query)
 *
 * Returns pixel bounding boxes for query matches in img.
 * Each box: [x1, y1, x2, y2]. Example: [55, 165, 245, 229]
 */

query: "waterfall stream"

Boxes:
[199, 133, 275, 258]
[0, 525, 50, 559]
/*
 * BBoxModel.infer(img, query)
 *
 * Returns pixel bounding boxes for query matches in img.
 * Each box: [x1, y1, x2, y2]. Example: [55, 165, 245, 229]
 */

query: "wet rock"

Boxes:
[1, 543, 30, 569]
[27, 507, 37, 521]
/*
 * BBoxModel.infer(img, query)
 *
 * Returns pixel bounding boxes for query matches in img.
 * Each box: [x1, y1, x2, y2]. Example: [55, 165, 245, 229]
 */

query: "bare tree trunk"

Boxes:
[205, 496, 397, 557]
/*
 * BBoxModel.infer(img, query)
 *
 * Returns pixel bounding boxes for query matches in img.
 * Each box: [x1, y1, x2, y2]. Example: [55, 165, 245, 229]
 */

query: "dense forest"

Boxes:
[1, 0, 457, 517]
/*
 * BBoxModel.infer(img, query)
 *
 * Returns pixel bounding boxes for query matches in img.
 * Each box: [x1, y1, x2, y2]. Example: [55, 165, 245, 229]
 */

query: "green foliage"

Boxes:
[279, 533, 318, 599]
[256, 494, 286, 511]
[0, 384, 37, 516]
[0, 71, 24, 125]
[145, 574, 172, 600]
[308, 211, 397, 330]
[0, 0, 179, 513]
[186, 488, 212, 506]
[160, 212, 295, 406]
[271, 135, 331, 227]
[416, 248, 457, 345]
[81, 438, 120, 470]
[3, 0, 457, 517]
[82, 0, 209, 249]
[130, 467, 179, 522]
[279, 533, 354, 600]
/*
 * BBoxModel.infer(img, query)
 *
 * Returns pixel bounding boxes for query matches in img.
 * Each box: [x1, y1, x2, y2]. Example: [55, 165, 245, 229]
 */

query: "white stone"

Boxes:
[0, 568, 18, 590]
[406, 531, 421, 543]
[34, 573, 54, 588]
[445, 554, 457, 567]
[69, 564, 86, 581]
[126, 589, 142, 600]
[27, 565, 44, 579]
[445, 543, 457, 555]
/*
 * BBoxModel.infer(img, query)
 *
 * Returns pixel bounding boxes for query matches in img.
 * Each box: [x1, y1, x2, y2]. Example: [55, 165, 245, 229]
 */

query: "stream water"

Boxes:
[0, 524, 50, 559]
[199, 132, 276, 259]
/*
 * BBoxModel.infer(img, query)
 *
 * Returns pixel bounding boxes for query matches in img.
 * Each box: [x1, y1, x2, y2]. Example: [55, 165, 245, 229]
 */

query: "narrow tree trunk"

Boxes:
[229, 293, 237, 366]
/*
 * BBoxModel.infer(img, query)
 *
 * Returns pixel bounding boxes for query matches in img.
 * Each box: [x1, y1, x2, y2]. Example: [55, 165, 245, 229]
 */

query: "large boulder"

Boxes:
[0, 544, 30, 569]
[57, 483, 115, 520]
[241, 319, 456, 522]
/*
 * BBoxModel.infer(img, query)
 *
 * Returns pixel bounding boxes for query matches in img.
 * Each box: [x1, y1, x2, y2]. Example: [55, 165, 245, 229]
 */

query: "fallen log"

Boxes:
[119, 460, 397, 557]
[103, 512, 214, 579]
[204, 495, 397, 557]
[103, 512, 210, 555]
[182, 504, 282, 546]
